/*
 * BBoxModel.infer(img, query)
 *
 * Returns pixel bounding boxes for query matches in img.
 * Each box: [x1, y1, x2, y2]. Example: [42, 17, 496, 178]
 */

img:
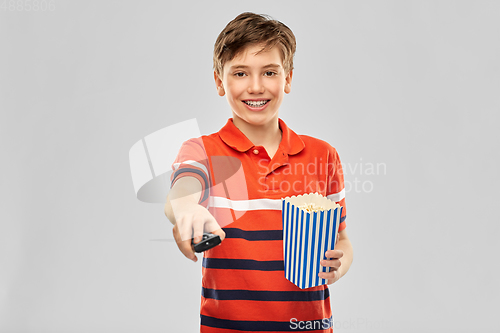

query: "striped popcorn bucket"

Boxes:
[282, 193, 343, 289]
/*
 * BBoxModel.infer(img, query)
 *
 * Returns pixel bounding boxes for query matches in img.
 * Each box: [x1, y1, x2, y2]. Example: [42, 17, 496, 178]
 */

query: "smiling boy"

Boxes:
[165, 12, 353, 332]
[214, 42, 288, 160]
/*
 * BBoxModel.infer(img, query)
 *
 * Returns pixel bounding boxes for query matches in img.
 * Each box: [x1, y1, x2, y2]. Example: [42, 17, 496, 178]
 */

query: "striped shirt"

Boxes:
[171, 118, 347, 332]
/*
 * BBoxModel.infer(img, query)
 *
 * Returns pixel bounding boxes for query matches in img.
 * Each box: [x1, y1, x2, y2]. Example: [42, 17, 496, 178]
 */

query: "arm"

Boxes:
[319, 229, 353, 284]
[165, 176, 202, 225]
[165, 176, 225, 262]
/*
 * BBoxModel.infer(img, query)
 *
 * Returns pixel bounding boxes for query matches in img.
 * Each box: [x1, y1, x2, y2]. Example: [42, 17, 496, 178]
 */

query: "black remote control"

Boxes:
[192, 233, 222, 253]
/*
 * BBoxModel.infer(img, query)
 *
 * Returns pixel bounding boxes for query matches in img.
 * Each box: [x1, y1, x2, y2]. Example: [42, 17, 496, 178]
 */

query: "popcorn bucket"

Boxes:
[282, 193, 343, 289]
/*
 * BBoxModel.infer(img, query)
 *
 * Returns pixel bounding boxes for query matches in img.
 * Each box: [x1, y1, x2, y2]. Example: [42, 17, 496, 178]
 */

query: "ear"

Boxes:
[214, 71, 225, 96]
[284, 69, 293, 94]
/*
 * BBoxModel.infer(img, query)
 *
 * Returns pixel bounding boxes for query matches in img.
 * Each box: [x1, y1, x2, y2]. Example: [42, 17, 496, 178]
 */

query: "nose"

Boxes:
[247, 76, 265, 94]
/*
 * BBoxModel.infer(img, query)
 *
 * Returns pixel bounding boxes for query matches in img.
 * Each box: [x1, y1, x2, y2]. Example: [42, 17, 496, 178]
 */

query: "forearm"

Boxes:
[165, 177, 203, 225]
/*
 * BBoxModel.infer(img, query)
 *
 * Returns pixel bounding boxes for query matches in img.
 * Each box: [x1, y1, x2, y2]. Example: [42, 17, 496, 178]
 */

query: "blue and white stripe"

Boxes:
[282, 200, 343, 289]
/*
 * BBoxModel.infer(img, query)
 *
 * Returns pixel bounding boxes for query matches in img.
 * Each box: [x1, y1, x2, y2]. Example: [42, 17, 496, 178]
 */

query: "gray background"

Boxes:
[1, 0, 499, 332]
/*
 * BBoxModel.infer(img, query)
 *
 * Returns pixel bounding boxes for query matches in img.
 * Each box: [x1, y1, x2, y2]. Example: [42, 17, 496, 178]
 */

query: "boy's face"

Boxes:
[214, 43, 293, 128]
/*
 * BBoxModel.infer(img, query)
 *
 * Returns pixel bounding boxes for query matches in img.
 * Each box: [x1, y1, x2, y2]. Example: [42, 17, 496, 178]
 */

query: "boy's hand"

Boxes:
[319, 250, 344, 285]
[171, 202, 225, 263]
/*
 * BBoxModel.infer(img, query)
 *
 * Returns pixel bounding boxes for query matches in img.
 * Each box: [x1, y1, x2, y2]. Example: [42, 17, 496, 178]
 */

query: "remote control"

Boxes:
[192, 233, 222, 253]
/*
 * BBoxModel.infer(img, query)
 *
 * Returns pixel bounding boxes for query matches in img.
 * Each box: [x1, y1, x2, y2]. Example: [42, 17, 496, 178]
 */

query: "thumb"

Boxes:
[211, 228, 226, 242]
[204, 218, 225, 241]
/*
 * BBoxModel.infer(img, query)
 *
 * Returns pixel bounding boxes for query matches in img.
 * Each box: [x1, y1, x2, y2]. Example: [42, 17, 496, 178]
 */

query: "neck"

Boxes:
[232, 116, 282, 148]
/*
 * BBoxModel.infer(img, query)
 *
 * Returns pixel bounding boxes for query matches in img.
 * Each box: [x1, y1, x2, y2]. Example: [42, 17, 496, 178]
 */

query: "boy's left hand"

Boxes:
[319, 250, 344, 285]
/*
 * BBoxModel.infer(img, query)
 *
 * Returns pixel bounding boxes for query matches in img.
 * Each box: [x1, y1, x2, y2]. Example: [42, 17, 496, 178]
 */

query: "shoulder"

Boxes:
[182, 132, 220, 148]
[176, 135, 214, 161]
[299, 135, 339, 155]
[299, 134, 333, 147]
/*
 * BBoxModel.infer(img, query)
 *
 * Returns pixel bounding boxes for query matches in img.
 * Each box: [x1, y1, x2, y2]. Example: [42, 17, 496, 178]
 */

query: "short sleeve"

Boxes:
[170, 137, 211, 207]
[326, 145, 347, 232]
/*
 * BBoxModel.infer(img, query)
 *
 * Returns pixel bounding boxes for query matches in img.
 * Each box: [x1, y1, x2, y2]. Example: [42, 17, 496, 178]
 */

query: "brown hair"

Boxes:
[213, 12, 296, 78]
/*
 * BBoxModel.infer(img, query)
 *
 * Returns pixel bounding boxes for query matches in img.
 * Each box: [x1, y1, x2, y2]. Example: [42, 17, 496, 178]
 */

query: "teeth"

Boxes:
[244, 100, 269, 107]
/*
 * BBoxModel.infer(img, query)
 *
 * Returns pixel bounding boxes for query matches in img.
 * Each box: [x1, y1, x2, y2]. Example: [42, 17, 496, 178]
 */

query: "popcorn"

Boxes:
[281, 193, 343, 289]
[298, 203, 325, 213]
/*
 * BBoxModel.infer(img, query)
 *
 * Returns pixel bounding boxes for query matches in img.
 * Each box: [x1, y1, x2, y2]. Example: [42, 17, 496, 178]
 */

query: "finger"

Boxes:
[178, 218, 194, 243]
[211, 228, 226, 242]
[321, 259, 341, 270]
[204, 218, 225, 241]
[173, 224, 198, 262]
[192, 222, 204, 244]
[319, 271, 337, 282]
[178, 239, 198, 262]
[325, 249, 344, 259]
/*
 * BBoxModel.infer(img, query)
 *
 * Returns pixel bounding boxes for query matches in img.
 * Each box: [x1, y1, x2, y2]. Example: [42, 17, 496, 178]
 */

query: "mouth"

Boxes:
[242, 100, 270, 107]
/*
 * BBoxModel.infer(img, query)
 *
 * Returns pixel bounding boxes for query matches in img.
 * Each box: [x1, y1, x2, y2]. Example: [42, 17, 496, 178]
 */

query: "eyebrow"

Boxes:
[229, 64, 281, 70]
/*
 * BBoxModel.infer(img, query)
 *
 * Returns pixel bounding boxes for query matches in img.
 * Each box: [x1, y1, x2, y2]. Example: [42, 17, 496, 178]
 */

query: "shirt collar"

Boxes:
[218, 118, 305, 155]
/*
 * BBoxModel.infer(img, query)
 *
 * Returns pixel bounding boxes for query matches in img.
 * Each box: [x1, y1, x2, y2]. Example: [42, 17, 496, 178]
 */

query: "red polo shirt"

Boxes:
[171, 118, 347, 332]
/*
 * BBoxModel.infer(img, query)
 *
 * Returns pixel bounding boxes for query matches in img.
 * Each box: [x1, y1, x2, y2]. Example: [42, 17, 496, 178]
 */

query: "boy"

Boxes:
[165, 12, 353, 332]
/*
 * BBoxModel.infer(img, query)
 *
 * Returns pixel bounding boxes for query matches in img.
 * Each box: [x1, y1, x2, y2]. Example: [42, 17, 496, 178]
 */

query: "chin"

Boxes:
[236, 113, 277, 126]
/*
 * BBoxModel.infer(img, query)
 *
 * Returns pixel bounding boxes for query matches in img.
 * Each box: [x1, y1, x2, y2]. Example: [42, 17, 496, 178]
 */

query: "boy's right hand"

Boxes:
[171, 202, 225, 262]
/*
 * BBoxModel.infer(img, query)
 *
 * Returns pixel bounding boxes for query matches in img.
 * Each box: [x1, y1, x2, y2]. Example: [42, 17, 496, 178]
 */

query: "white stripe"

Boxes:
[311, 212, 320, 287]
[319, 210, 328, 285]
[208, 197, 282, 211]
[290, 206, 298, 285]
[298, 210, 307, 288]
[173, 160, 208, 176]
[327, 188, 345, 202]
[304, 213, 312, 289]
[285, 202, 292, 280]
[208, 192, 345, 211]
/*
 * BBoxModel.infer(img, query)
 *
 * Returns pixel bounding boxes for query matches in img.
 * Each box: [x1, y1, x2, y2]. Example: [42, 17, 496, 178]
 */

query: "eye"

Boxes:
[264, 71, 277, 77]
[234, 72, 246, 77]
